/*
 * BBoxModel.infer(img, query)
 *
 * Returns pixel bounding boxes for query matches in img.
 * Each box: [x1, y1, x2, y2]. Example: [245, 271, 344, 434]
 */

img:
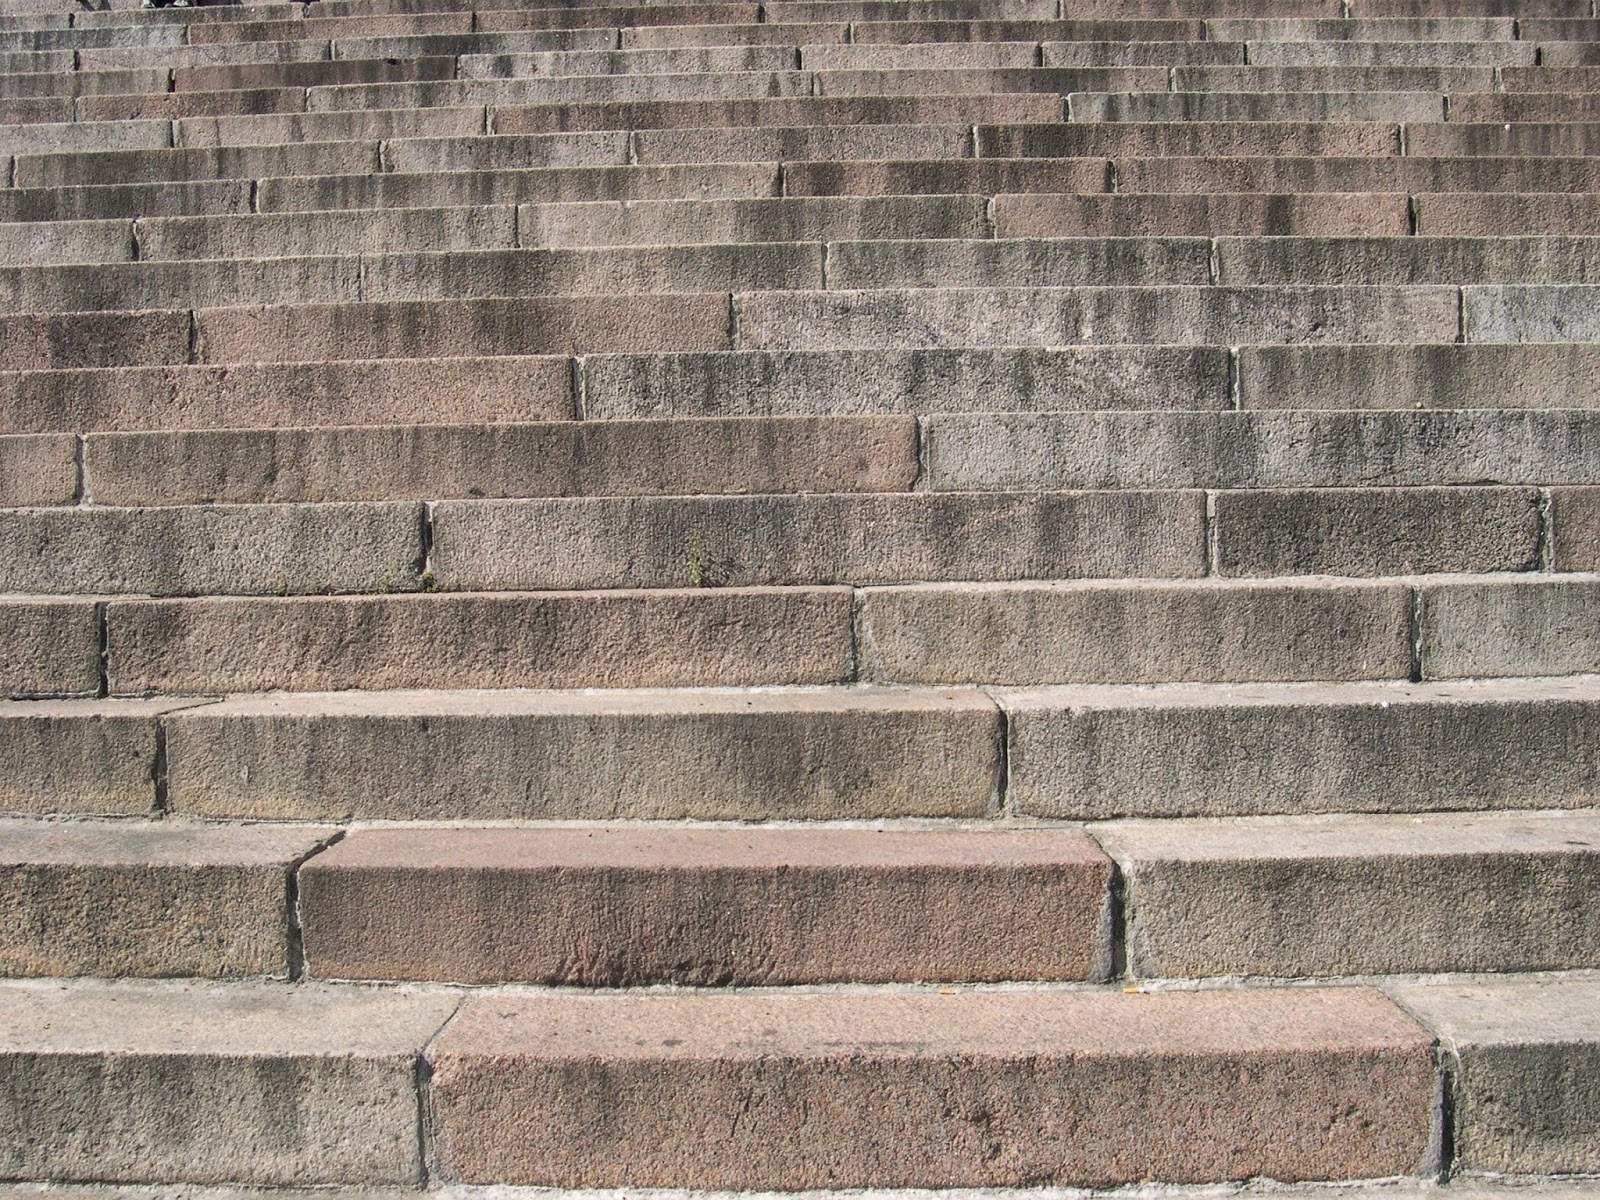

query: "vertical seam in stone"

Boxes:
[727, 292, 740, 350]
[1538, 486, 1554, 571]
[571, 354, 587, 421]
[1204, 489, 1218, 576]
[418, 997, 467, 1187]
[165, 67, 175, 94]
[983, 196, 996, 239]
[845, 21, 853, 45]
[93, 601, 108, 699]
[775, 159, 785, 196]
[419, 501, 435, 580]
[1208, 238, 1220, 284]
[512, 201, 521, 249]
[185, 309, 200, 365]
[991, 698, 1010, 819]
[130, 218, 142, 262]
[821, 240, 831, 288]
[912, 414, 928, 491]
[151, 722, 168, 817]
[1409, 586, 1425, 682]
[249, 179, 260, 214]
[1228, 345, 1242, 410]
[285, 828, 345, 983]
[1456, 286, 1466, 344]
[627, 130, 639, 166]
[1100, 859, 1128, 982]
[5, 156, 14, 190]
[846, 587, 868, 682]
[74, 434, 89, 505]
[1398, 121, 1408, 156]
[166, 118, 177, 149]
[356, 254, 367, 302]
[1407, 194, 1418, 236]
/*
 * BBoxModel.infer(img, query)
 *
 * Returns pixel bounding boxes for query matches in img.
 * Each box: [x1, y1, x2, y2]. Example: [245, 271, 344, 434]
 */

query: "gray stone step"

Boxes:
[161, 685, 1004, 821]
[0, 818, 335, 978]
[1098, 809, 1600, 976]
[0, 355, 576, 432]
[0, 981, 459, 1185]
[1003, 676, 1600, 820]
[1390, 977, 1600, 1175]
[1068, 91, 1446, 122]
[298, 824, 1113, 985]
[76, 414, 918, 504]
[853, 575, 1600, 686]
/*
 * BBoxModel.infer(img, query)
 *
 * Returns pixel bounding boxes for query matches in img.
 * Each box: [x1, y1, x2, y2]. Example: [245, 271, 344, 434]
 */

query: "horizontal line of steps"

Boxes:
[10, 285, 1600, 357]
[11, 344, 1600, 431]
[6, 677, 1600, 821]
[11, 575, 1600, 695]
[1, 810, 1595, 981]
[1, 974, 1594, 1184]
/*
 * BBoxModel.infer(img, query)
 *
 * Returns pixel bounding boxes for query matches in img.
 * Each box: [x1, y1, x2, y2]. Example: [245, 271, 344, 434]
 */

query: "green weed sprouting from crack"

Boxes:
[686, 532, 712, 588]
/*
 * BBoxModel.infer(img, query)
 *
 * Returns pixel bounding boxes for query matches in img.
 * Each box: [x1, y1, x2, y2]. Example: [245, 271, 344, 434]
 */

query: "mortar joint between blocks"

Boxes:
[285, 828, 345, 984]
[74, 434, 89, 505]
[1204, 490, 1218, 577]
[1538, 487, 1554, 572]
[991, 700, 1011, 821]
[1409, 587, 1425, 684]
[420, 502, 436, 581]
[151, 722, 168, 818]
[93, 601, 108, 700]
[570, 355, 587, 421]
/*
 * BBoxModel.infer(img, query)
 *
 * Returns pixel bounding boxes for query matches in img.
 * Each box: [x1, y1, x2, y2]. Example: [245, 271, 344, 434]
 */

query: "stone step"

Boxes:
[1004, 676, 1600, 820]
[490, 91, 1065, 132]
[0, 976, 1591, 1189]
[423, 985, 1432, 1188]
[73, 414, 918, 504]
[0, 355, 579, 432]
[91, 587, 855, 694]
[1419, 192, 1600, 233]
[0, 574, 1584, 697]
[158, 685, 1004, 821]
[789, 157, 1600, 197]
[1250, 36, 1535, 62]
[1170, 64, 1498, 90]
[994, 192, 1412, 236]
[1098, 809, 1600, 977]
[1070, 91, 1447, 122]
[0, 347, 1227, 432]
[0, 980, 459, 1185]
[0, 817, 335, 977]
[854, 575, 1600, 686]
[1391, 976, 1600, 1175]
[298, 824, 1114, 985]
[1237, 342, 1600, 408]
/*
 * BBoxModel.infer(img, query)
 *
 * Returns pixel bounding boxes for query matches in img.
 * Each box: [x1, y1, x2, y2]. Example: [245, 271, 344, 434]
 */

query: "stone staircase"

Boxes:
[0, 0, 1598, 1194]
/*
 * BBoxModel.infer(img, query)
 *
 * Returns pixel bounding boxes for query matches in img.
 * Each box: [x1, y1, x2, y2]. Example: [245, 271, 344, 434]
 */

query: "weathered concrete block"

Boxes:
[1173, 64, 1496, 91]
[0, 820, 333, 978]
[1421, 576, 1600, 679]
[823, 238, 1213, 289]
[0, 217, 133, 267]
[429, 491, 1205, 589]
[1466, 285, 1600, 343]
[14, 140, 379, 188]
[1214, 487, 1541, 576]
[1, 356, 573, 434]
[1238, 344, 1600, 410]
[518, 195, 989, 247]
[382, 129, 630, 171]
[177, 106, 488, 149]
[256, 162, 779, 213]
[0, 599, 100, 699]
[165, 685, 1000, 821]
[192, 295, 731, 362]
[428, 987, 1432, 1187]
[106, 588, 855, 694]
[1003, 677, 1600, 820]
[0, 503, 424, 597]
[0, 179, 252, 223]
[995, 192, 1410, 238]
[1249, 38, 1534, 63]
[136, 206, 519, 261]
[0, 698, 204, 816]
[86, 416, 917, 505]
[0, 256, 363, 314]
[632, 122, 972, 163]
[581, 347, 1233, 418]
[1068, 90, 1444, 123]
[783, 156, 1111, 197]
[301, 825, 1111, 985]
[735, 286, 1458, 350]
[1099, 810, 1600, 976]
[858, 579, 1413, 685]
[494, 92, 1060, 133]
[1551, 487, 1600, 571]
[359, 243, 824, 301]
[0, 433, 76, 506]
[980, 119, 1400, 158]
[0, 119, 170, 157]
[0, 310, 189, 371]
[0, 981, 457, 1184]
[1216, 236, 1600, 285]
[926, 410, 1595, 489]
[1390, 978, 1600, 1174]
[1417, 193, 1600, 236]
